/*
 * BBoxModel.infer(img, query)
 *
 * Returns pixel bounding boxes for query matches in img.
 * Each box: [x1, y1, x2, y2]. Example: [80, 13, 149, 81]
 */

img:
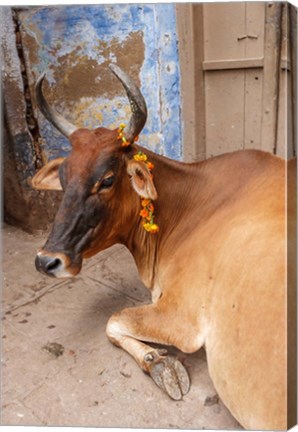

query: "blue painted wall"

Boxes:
[19, 4, 182, 161]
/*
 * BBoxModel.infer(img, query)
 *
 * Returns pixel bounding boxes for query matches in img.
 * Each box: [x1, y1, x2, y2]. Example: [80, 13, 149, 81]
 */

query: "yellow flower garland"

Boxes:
[117, 124, 159, 234]
[137, 187, 159, 234]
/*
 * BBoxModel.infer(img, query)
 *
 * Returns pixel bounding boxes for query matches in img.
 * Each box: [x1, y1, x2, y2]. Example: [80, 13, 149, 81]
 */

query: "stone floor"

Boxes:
[1, 223, 241, 429]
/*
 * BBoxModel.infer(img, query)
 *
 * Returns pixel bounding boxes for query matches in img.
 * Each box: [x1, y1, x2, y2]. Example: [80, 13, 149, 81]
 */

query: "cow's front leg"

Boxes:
[106, 304, 191, 400]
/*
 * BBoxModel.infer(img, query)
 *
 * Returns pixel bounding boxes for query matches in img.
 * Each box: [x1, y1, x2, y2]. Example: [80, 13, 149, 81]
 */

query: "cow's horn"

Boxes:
[109, 64, 147, 144]
[35, 72, 77, 137]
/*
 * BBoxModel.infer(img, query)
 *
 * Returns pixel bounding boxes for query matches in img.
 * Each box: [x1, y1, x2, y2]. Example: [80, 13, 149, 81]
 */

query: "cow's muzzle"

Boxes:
[35, 250, 81, 278]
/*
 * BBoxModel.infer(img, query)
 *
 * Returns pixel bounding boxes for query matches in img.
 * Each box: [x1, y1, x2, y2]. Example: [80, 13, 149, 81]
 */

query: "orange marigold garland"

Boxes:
[139, 197, 159, 234]
[134, 152, 159, 234]
[118, 124, 159, 234]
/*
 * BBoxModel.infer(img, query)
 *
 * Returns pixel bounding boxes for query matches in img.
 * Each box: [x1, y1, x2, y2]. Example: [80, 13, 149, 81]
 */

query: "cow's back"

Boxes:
[159, 151, 288, 429]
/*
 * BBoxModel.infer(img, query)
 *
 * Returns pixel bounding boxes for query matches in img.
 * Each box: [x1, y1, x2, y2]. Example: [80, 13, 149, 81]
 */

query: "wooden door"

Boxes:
[177, 2, 296, 161]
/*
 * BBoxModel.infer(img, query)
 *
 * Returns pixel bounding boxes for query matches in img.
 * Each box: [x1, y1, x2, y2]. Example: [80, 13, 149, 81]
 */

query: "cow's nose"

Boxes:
[35, 254, 63, 277]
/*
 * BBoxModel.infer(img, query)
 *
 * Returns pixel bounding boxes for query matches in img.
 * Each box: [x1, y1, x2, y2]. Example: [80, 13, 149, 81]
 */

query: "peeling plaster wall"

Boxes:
[2, 7, 63, 231]
[1, 7, 36, 183]
[18, 4, 182, 161]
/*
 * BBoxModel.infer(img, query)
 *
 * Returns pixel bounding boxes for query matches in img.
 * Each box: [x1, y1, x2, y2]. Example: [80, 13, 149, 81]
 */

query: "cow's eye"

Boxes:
[100, 175, 115, 189]
[91, 174, 115, 194]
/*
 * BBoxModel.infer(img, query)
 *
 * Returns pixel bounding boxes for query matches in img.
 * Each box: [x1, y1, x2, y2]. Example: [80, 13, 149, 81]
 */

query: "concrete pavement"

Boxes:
[1, 224, 241, 429]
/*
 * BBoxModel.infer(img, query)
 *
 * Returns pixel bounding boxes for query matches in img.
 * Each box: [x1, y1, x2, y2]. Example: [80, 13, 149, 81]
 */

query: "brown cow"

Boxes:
[32, 65, 293, 430]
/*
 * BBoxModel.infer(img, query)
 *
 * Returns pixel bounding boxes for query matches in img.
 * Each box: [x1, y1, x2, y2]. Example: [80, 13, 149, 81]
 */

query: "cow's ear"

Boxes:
[31, 158, 64, 191]
[127, 160, 157, 200]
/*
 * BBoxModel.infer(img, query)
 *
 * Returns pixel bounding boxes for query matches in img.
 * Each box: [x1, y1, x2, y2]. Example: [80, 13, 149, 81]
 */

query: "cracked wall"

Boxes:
[18, 4, 182, 161]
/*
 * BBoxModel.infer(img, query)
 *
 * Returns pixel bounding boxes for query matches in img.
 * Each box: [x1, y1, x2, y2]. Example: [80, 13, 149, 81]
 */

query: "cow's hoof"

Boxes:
[145, 352, 190, 400]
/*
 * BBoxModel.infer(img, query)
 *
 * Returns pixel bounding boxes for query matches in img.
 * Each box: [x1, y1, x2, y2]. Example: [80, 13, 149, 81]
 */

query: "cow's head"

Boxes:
[32, 65, 157, 278]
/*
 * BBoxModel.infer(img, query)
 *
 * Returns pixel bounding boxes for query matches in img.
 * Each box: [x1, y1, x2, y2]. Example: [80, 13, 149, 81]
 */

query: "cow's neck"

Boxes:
[123, 145, 198, 291]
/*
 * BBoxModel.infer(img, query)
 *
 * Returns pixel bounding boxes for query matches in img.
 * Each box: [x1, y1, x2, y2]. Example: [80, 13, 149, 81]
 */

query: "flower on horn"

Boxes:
[117, 123, 131, 147]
